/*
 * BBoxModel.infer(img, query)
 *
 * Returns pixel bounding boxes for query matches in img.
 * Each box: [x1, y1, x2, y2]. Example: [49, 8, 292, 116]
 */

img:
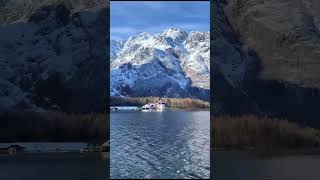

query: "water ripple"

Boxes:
[110, 111, 210, 179]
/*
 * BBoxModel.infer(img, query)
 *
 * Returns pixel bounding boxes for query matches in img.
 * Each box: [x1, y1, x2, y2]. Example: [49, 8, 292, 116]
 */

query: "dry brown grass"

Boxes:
[212, 115, 320, 149]
[0, 111, 108, 143]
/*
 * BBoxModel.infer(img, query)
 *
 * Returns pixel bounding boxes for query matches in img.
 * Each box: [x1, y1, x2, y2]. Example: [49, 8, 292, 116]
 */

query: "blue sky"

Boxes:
[111, 1, 210, 40]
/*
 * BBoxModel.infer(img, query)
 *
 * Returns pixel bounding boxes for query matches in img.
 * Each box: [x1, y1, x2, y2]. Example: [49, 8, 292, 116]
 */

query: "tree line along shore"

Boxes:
[110, 96, 210, 109]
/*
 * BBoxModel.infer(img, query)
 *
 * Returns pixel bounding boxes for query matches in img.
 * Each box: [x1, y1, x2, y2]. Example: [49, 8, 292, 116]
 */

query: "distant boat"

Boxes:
[111, 106, 139, 111]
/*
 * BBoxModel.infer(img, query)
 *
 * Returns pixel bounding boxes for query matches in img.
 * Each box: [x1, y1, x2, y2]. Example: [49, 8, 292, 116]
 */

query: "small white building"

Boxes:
[141, 98, 166, 110]
[157, 98, 166, 110]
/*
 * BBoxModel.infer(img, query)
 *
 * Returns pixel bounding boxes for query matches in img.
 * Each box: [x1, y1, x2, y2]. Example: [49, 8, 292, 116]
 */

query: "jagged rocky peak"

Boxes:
[111, 27, 210, 99]
[162, 27, 188, 41]
[186, 31, 209, 44]
[137, 32, 152, 39]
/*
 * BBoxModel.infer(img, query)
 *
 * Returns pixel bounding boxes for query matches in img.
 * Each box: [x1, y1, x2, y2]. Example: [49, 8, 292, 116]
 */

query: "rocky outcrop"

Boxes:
[224, 0, 320, 88]
[211, 0, 259, 114]
[0, 0, 109, 112]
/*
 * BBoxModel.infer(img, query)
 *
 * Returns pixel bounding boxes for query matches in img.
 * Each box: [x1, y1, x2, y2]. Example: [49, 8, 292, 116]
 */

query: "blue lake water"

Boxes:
[110, 110, 210, 179]
[214, 150, 320, 180]
[0, 151, 107, 180]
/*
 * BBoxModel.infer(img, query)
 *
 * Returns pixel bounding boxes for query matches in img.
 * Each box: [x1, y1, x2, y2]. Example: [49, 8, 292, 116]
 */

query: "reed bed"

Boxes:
[212, 115, 320, 149]
[0, 111, 108, 143]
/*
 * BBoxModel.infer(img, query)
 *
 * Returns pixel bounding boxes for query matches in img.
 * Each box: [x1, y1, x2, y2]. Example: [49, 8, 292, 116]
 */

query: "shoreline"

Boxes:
[213, 148, 320, 157]
[110, 96, 210, 109]
[110, 106, 210, 111]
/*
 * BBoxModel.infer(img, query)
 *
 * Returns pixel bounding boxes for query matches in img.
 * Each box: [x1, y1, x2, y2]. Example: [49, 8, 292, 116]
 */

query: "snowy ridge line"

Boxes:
[110, 27, 210, 98]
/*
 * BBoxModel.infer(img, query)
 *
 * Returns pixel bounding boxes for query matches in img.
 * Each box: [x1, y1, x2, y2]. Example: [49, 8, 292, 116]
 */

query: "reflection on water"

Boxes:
[214, 150, 320, 180]
[0, 153, 108, 180]
[0, 142, 87, 152]
[110, 111, 210, 179]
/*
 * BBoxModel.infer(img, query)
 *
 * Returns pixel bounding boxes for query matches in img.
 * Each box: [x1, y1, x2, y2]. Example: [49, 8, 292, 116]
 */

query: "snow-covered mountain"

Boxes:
[110, 28, 210, 99]
[0, 1, 108, 112]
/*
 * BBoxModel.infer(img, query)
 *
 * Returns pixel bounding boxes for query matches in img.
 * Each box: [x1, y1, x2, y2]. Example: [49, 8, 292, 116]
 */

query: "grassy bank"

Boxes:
[0, 111, 108, 143]
[213, 115, 320, 150]
[110, 96, 209, 109]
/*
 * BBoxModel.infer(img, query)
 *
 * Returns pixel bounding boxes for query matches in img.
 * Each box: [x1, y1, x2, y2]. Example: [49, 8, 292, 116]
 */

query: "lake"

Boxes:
[0, 152, 108, 180]
[214, 150, 320, 180]
[110, 110, 210, 179]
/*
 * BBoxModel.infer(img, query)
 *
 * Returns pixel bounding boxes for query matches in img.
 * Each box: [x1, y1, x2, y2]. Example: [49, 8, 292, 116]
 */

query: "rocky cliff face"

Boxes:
[224, 0, 320, 88]
[0, 0, 108, 112]
[212, 0, 320, 127]
[111, 28, 210, 100]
